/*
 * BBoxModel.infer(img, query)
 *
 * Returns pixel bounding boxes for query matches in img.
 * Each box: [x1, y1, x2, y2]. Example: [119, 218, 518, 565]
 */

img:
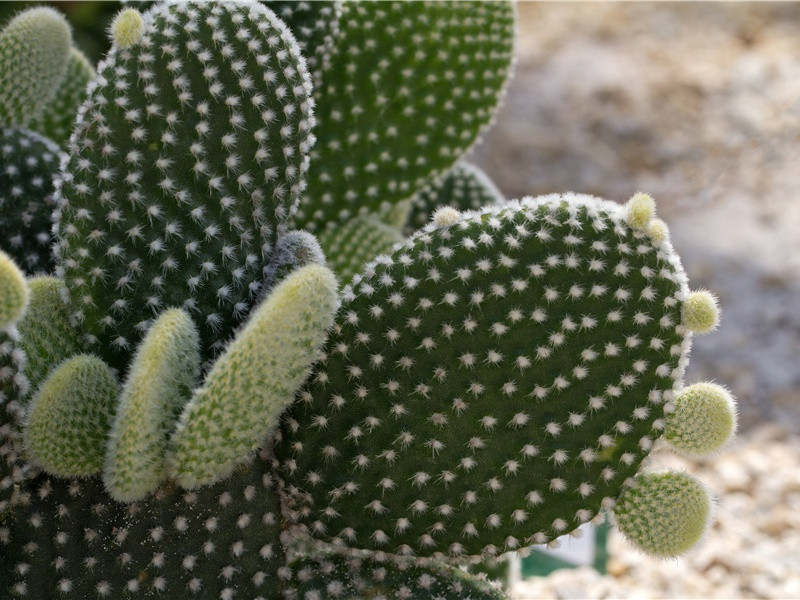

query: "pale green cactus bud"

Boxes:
[682, 290, 720, 333]
[27, 48, 95, 146]
[170, 263, 339, 489]
[318, 214, 404, 283]
[625, 192, 656, 230]
[24, 354, 119, 477]
[614, 470, 712, 557]
[0, 7, 72, 127]
[110, 7, 144, 49]
[0, 251, 28, 328]
[665, 382, 737, 456]
[16, 276, 83, 396]
[104, 308, 200, 502]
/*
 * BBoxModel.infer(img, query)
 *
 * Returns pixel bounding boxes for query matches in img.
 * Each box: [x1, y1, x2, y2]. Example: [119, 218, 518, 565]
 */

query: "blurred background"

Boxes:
[468, 4, 800, 598]
[3, 1, 798, 597]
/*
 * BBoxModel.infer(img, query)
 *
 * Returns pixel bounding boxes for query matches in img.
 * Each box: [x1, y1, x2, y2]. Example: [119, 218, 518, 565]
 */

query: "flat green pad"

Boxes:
[0, 127, 61, 273]
[277, 194, 690, 558]
[287, 553, 507, 599]
[295, 0, 515, 231]
[55, 0, 315, 369]
[1, 453, 285, 599]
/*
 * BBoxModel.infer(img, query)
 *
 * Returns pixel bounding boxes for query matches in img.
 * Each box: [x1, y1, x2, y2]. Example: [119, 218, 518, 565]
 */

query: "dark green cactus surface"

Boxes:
[407, 162, 505, 233]
[0, 326, 26, 514]
[55, 1, 316, 369]
[0, 127, 62, 273]
[1, 453, 285, 599]
[278, 194, 690, 558]
[286, 552, 505, 599]
[294, 0, 515, 231]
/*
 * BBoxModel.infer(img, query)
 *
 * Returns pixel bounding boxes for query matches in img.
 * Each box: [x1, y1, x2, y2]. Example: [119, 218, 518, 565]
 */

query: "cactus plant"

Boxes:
[0, 1, 739, 598]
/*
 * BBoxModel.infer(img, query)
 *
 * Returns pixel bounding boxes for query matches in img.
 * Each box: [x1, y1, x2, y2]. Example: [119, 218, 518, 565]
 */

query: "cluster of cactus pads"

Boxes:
[0, 1, 738, 598]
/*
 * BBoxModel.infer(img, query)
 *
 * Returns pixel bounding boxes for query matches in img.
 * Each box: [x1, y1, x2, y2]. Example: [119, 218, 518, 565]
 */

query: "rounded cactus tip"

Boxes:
[614, 471, 713, 558]
[682, 289, 720, 333]
[625, 192, 656, 230]
[111, 7, 144, 49]
[647, 218, 669, 245]
[431, 205, 462, 228]
[665, 382, 737, 456]
[0, 250, 29, 327]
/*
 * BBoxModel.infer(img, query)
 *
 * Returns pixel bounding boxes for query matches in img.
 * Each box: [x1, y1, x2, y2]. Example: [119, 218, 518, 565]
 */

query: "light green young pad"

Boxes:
[0, 252, 27, 328]
[104, 308, 200, 502]
[278, 193, 694, 558]
[170, 263, 339, 489]
[24, 354, 118, 477]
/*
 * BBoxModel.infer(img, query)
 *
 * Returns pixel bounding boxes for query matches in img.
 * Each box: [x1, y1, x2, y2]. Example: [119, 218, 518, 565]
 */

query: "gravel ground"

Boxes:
[510, 425, 800, 599]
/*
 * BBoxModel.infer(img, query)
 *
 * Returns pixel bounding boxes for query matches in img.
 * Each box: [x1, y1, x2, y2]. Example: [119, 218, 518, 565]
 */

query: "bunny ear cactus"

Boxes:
[293, 0, 516, 232]
[276, 192, 731, 560]
[54, 0, 316, 370]
[0, 128, 63, 273]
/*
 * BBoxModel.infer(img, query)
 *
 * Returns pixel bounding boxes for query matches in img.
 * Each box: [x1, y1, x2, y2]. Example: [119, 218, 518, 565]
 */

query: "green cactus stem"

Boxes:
[0, 252, 28, 329]
[0, 127, 62, 273]
[407, 162, 505, 233]
[2, 454, 285, 598]
[0, 7, 72, 127]
[54, 1, 316, 371]
[293, 0, 515, 232]
[277, 192, 701, 559]
[318, 214, 404, 284]
[104, 308, 200, 503]
[170, 263, 339, 489]
[614, 470, 712, 557]
[28, 48, 95, 146]
[0, 326, 27, 514]
[15, 276, 83, 396]
[287, 552, 507, 599]
[24, 354, 119, 477]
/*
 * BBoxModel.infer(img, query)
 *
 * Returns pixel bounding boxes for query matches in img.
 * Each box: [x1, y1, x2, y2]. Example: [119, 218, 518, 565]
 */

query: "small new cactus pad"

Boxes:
[267, 0, 341, 86]
[104, 308, 200, 503]
[294, 0, 515, 231]
[0, 127, 62, 273]
[287, 553, 506, 599]
[614, 471, 712, 557]
[15, 276, 83, 395]
[260, 230, 326, 298]
[318, 214, 404, 283]
[0, 252, 28, 329]
[665, 382, 736, 456]
[407, 162, 505, 233]
[2, 455, 285, 598]
[0, 7, 72, 127]
[682, 290, 720, 333]
[24, 354, 119, 477]
[55, 1, 315, 370]
[278, 193, 698, 558]
[170, 263, 339, 489]
[27, 48, 95, 146]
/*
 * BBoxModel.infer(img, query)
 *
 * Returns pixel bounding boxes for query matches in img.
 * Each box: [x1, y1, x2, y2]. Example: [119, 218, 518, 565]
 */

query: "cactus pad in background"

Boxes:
[0, 7, 71, 127]
[15, 276, 83, 395]
[27, 48, 95, 146]
[277, 192, 711, 558]
[55, 1, 316, 369]
[260, 229, 326, 297]
[0, 326, 26, 514]
[318, 213, 404, 283]
[294, 0, 515, 231]
[170, 263, 339, 489]
[287, 552, 505, 599]
[407, 161, 505, 233]
[0, 127, 62, 273]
